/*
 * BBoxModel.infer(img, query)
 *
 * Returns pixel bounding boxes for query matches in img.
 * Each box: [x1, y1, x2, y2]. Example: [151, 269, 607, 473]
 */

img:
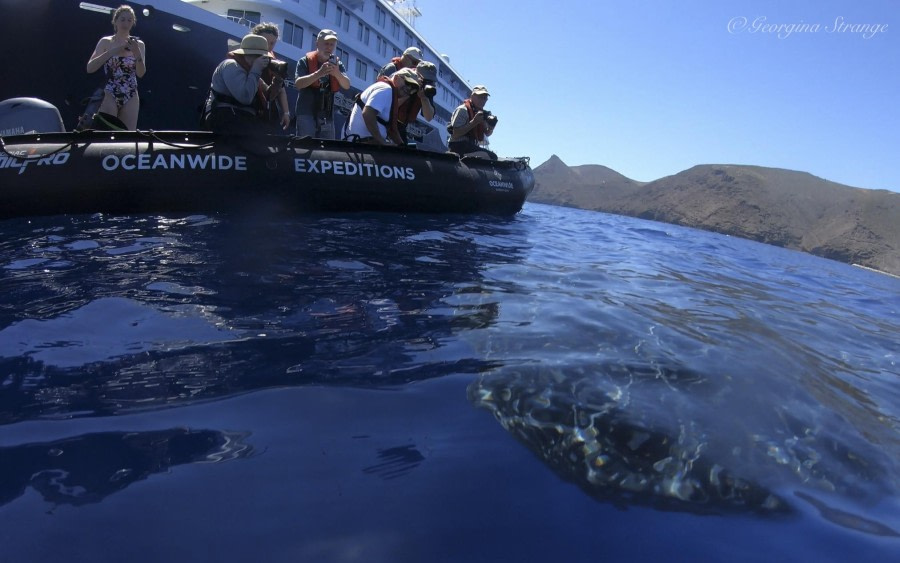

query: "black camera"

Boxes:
[422, 83, 436, 100]
[482, 110, 498, 127]
[268, 59, 289, 78]
[328, 54, 337, 64]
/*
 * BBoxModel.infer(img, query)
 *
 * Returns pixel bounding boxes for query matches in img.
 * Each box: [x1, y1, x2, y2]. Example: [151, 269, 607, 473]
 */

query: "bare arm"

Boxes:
[362, 107, 386, 144]
[86, 37, 115, 73]
[278, 86, 290, 129]
[133, 39, 146, 78]
[419, 94, 435, 121]
[295, 61, 328, 89]
[450, 111, 484, 141]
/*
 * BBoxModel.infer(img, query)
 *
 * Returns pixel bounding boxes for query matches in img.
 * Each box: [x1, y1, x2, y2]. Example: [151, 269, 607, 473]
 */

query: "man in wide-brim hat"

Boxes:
[203, 34, 274, 134]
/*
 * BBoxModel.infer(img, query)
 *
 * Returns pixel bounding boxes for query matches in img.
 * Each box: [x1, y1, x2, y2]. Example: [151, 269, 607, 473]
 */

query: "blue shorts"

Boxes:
[296, 114, 336, 139]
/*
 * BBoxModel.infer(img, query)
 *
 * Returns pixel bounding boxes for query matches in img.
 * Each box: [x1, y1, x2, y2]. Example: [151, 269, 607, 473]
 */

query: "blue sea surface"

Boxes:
[0, 203, 898, 562]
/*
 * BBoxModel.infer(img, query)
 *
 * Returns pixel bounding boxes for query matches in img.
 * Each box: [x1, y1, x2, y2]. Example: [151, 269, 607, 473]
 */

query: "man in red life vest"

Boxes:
[377, 47, 423, 78]
[345, 68, 422, 146]
[393, 60, 437, 145]
[447, 85, 498, 159]
[293, 29, 350, 139]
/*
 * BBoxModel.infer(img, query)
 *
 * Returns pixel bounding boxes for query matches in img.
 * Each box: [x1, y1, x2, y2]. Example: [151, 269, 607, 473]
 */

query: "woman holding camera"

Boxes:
[203, 34, 273, 135]
[251, 23, 291, 132]
[86, 5, 146, 130]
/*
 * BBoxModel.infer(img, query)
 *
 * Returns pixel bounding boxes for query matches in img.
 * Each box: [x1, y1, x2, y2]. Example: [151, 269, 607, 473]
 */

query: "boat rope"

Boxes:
[0, 135, 77, 160]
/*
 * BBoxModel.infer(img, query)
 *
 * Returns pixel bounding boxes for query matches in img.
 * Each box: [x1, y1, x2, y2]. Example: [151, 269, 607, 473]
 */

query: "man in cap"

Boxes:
[345, 68, 422, 146]
[447, 84, 497, 159]
[294, 29, 350, 139]
[394, 60, 437, 145]
[203, 33, 274, 134]
[377, 46, 423, 78]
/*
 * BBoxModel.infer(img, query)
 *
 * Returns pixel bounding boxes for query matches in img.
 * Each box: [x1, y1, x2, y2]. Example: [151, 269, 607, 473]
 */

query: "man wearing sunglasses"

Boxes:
[345, 68, 422, 146]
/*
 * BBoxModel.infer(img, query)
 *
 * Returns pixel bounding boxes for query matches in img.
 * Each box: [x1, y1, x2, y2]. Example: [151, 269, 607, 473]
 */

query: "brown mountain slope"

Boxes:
[530, 155, 644, 208]
[532, 157, 900, 276]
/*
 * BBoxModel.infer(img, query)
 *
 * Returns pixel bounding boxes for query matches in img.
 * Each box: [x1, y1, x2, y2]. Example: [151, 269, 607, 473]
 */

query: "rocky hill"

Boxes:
[531, 156, 900, 277]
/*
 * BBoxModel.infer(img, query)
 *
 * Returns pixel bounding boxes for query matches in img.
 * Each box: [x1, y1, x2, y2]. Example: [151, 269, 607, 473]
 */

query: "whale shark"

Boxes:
[469, 361, 893, 516]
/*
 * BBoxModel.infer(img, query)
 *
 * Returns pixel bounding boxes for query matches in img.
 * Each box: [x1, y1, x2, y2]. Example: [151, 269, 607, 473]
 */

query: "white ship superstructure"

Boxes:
[187, 0, 473, 148]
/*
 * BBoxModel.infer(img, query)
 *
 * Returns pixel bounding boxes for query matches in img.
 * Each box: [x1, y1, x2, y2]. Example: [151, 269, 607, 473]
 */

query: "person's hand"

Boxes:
[472, 112, 485, 125]
[109, 40, 130, 57]
[318, 62, 333, 77]
[280, 112, 290, 130]
[327, 59, 340, 76]
[250, 55, 270, 74]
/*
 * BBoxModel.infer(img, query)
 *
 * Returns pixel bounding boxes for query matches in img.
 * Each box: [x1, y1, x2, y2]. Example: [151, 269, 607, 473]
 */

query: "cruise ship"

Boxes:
[0, 0, 473, 151]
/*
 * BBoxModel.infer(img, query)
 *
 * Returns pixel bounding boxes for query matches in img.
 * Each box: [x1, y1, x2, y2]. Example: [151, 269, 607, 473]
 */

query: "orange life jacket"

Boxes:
[306, 51, 340, 92]
[464, 99, 487, 142]
[397, 95, 422, 126]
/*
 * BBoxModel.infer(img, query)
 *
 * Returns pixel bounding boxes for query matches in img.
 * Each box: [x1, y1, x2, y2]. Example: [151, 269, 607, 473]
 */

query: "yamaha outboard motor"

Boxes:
[0, 98, 65, 136]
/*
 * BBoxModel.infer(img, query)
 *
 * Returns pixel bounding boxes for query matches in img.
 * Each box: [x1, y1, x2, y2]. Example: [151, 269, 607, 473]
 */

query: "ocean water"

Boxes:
[0, 202, 897, 562]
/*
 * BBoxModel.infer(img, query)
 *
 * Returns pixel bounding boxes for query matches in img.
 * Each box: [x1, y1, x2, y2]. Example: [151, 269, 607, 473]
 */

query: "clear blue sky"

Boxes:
[413, 0, 899, 192]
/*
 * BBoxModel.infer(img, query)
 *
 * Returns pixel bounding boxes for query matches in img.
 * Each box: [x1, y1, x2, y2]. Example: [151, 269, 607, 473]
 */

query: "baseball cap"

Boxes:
[403, 47, 423, 62]
[317, 29, 338, 41]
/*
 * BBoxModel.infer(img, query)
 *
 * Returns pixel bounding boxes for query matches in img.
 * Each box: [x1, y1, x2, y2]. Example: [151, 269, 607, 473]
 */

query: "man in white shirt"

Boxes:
[345, 68, 421, 145]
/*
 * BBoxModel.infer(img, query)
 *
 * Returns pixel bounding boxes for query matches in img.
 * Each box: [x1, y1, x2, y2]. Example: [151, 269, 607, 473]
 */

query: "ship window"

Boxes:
[376, 7, 386, 27]
[337, 48, 349, 65]
[355, 60, 368, 80]
[376, 35, 387, 57]
[335, 7, 351, 31]
[357, 22, 371, 45]
[283, 20, 304, 48]
[391, 19, 400, 40]
[226, 10, 260, 28]
[319, 0, 327, 17]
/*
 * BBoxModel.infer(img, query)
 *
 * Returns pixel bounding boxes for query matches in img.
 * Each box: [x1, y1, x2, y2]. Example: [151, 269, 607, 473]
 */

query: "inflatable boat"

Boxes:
[0, 98, 534, 219]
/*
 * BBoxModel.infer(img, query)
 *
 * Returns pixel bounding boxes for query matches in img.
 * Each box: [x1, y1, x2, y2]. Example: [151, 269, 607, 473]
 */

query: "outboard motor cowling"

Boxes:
[0, 97, 65, 136]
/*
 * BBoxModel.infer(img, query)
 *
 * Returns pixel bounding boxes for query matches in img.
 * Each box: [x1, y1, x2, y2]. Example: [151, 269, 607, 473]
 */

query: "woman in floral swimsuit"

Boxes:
[86, 5, 146, 129]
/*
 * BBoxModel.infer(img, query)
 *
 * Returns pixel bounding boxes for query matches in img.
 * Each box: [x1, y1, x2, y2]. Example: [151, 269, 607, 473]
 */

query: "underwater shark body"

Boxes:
[468, 361, 898, 521]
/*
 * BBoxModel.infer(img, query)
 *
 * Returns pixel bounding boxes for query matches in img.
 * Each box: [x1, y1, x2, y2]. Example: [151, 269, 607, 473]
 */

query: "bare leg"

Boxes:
[98, 92, 118, 116]
[118, 95, 140, 130]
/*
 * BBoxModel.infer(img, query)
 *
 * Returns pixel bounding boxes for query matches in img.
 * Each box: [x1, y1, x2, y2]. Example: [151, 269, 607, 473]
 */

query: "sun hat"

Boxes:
[392, 68, 422, 89]
[232, 34, 270, 56]
[471, 85, 490, 96]
[416, 61, 437, 82]
[403, 47, 423, 62]
[317, 29, 338, 41]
